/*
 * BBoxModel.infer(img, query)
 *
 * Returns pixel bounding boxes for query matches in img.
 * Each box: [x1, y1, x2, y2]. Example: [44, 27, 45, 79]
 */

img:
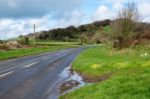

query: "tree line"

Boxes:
[27, 19, 111, 42]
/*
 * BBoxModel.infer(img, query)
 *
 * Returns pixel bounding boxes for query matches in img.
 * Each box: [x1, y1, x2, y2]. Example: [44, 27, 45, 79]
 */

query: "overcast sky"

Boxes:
[0, 0, 150, 39]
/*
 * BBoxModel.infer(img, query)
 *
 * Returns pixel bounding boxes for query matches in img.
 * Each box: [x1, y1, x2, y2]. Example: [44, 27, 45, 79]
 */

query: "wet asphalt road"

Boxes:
[0, 48, 83, 99]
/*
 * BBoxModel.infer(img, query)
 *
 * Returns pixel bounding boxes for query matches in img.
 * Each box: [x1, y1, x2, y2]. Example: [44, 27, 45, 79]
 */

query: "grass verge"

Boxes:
[60, 44, 150, 99]
[0, 44, 78, 60]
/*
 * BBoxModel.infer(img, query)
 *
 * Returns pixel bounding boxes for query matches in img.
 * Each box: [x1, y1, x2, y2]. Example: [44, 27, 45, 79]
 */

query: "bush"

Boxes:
[111, 2, 140, 49]
[80, 34, 89, 45]
[18, 37, 29, 45]
[0, 40, 4, 44]
[0, 44, 9, 50]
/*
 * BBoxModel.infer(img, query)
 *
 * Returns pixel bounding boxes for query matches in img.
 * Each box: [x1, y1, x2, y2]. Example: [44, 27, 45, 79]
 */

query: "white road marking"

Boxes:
[43, 56, 52, 60]
[23, 61, 39, 68]
[0, 71, 14, 78]
[0, 50, 69, 73]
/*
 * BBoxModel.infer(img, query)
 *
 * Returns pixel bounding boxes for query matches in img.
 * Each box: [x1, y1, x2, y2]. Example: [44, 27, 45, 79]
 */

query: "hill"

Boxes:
[25, 19, 150, 44]
[26, 19, 111, 42]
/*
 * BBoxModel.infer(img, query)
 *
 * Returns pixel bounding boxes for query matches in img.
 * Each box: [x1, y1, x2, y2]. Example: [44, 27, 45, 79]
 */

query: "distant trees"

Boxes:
[33, 20, 111, 42]
[18, 36, 29, 45]
[38, 26, 79, 41]
[80, 34, 89, 45]
[0, 40, 3, 44]
[94, 19, 111, 27]
[111, 2, 140, 49]
[92, 33, 102, 44]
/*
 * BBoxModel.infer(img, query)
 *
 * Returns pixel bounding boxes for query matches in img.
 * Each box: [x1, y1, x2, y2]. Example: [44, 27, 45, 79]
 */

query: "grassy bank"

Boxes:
[0, 43, 79, 60]
[60, 45, 150, 99]
[35, 41, 80, 45]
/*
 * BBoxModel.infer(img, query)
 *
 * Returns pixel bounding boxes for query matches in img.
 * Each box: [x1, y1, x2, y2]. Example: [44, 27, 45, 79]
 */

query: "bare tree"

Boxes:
[111, 1, 140, 48]
[80, 34, 89, 45]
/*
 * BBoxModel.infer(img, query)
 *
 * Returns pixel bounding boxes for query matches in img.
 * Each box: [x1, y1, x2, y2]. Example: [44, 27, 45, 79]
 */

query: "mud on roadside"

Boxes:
[81, 72, 113, 83]
[59, 67, 113, 95]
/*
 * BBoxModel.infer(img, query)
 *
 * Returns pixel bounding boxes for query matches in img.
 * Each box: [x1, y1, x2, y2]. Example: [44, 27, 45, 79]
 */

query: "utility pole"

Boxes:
[34, 24, 35, 34]
[65, 36, 68, 44]
[33, 24, 36, 44]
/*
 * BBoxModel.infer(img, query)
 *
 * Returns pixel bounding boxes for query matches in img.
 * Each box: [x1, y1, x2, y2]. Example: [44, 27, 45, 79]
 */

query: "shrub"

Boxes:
[18, 37, 30, 45]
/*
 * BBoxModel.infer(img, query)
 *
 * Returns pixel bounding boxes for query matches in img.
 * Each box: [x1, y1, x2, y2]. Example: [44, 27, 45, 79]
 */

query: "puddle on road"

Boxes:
[47, 65, 86, 99]
[59, 65, 86, 96]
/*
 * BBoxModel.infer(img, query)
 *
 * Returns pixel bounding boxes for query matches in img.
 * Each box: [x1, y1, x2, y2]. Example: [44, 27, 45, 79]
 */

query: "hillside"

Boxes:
[25, 19, 150, 44]
[27, 19, 111, 42]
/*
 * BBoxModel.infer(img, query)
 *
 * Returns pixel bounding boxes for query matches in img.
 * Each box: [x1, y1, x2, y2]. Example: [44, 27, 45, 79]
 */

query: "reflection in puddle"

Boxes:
[59, 65, 86, 96]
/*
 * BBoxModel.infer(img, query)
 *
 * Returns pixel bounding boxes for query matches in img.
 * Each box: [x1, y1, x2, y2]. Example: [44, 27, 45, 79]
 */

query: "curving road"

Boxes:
[0, 48, 83, 99]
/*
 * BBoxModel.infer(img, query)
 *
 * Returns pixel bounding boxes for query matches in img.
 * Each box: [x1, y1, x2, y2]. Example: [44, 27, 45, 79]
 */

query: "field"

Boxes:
[60, 44, 150, 99]
[0, 42, 79, 60]
[34, 41, 80, 46]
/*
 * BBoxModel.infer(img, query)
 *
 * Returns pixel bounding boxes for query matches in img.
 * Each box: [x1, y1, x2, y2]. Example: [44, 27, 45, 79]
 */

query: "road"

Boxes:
[0, 48, 83, 99]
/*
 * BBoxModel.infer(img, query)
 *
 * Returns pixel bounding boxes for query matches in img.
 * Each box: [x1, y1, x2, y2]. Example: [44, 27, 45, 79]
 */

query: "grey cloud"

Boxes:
[0, 0, 84, 19]
[0, 10, 85, 39]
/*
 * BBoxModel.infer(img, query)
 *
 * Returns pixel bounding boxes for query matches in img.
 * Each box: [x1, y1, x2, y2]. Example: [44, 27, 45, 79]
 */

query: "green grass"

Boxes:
[103, 25, 111, 33]
[60, 44, 150, 99]
[35, 41, 80, 46]
[0, 44, 78, 60]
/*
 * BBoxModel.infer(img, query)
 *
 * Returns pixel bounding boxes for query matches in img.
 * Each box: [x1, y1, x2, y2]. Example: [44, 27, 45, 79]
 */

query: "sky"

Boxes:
[0, 0, 150, 39]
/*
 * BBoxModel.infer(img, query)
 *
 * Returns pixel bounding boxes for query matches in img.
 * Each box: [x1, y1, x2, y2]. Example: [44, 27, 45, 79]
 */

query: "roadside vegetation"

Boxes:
[0, 41, 79, 60]
[60, 44, 150, 99]
[34, 41, 80, 46]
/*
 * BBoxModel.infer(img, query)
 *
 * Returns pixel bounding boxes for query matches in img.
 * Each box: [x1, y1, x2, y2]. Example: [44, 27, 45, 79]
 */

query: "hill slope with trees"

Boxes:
[26, 19, 149, 45]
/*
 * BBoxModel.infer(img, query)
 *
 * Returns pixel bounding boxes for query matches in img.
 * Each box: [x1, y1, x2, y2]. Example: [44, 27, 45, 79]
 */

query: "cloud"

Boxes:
[113, 2, 124, 10]
[138, 3, 150, 22]
[0, 0, 86, 39]
[92, 0, 150, 22]
[52, 10, 85, 28]
[95, 0, 127, 5]
[0, 10, 85, 39]
[0, 17, 51, 39]
[92, 5, 114, 21]
[0, 0, 84, 19]
[91, 0, 126, 21]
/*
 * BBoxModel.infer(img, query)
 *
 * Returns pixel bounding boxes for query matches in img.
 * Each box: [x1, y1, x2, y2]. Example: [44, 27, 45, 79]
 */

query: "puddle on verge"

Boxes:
[59, 65, 86, 96]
